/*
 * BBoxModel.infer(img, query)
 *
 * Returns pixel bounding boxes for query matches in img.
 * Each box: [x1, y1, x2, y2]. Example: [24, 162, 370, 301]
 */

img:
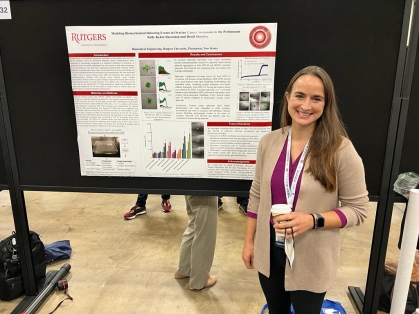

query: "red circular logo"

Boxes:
[249, 26, 271, 49]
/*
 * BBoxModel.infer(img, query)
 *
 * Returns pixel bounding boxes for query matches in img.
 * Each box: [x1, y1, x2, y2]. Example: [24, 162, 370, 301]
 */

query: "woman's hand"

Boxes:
[273, 212, 314, 239]
[242, 242, 255, 269]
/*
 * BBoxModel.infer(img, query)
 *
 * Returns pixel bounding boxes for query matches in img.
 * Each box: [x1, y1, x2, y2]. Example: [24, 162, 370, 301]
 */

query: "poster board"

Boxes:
[0, 0, 406, 197]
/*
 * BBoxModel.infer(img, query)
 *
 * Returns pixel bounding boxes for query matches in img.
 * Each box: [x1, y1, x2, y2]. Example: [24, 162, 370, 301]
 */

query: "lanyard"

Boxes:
[284, 129, 310, 209]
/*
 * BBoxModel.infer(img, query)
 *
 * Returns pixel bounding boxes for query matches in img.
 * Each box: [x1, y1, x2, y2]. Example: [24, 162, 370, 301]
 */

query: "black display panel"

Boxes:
[0, 142, 7, 189]
[0, 0, 405, 196]
[400, 38, 419, 176]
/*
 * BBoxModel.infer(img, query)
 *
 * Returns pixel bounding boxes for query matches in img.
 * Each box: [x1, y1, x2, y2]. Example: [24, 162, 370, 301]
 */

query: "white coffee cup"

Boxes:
[270, 204, 292, 217]
[270, 204, 292, 245]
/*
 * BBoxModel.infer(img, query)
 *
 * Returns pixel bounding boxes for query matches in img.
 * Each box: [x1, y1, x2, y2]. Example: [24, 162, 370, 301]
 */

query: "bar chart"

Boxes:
[145, 122, 192, 159]
[143, 121, 205, 177]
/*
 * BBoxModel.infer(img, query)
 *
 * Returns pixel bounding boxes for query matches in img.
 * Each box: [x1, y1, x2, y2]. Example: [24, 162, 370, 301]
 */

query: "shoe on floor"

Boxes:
[189, 275, 217, 291]
[174, 272, 189, 279]
[161, 199, 172, 212]
[218, 203, 223, 211]
[124, 205, 146, 220]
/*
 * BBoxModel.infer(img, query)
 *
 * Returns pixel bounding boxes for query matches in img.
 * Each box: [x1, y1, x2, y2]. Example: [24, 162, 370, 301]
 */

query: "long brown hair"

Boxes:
[280, 66, 348, 192]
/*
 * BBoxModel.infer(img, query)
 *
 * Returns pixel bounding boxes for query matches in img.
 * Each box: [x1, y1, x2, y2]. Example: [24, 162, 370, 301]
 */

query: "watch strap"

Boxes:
[311, 213, 316, 229]
[310, 214, 317, 229]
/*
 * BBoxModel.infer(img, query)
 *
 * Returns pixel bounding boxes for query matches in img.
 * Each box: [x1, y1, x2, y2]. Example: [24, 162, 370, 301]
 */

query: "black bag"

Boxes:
[0, 231, 47, 301]
[378, 261, 419, 314]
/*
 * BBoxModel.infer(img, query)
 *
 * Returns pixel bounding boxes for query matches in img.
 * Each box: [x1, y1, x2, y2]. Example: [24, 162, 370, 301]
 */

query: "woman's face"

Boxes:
[286, 74, 325, 131]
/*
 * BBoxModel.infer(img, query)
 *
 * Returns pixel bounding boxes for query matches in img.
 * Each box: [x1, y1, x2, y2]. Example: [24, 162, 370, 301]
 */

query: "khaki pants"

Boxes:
[176, 195, 218, 289]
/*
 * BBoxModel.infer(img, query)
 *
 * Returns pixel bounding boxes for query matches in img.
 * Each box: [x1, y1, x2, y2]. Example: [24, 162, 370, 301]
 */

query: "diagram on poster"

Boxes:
[142, 121, 206, 177]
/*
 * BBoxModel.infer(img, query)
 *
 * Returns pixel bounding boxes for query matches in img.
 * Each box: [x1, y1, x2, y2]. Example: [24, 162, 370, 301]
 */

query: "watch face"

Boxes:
[317, 214, 325, 228]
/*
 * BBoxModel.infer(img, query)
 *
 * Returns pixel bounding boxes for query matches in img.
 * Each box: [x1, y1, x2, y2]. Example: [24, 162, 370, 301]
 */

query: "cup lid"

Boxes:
[270, 204, 291, 214]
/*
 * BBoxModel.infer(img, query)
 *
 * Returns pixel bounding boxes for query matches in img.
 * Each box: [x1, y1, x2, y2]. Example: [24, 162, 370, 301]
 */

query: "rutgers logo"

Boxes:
[249, 26, 271, 49]
[71, 33, 107, 44]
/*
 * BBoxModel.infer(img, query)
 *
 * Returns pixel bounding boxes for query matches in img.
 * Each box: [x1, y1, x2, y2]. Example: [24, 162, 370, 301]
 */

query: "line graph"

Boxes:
[238, 59, 274, 80]
[241, 64, 268, 78]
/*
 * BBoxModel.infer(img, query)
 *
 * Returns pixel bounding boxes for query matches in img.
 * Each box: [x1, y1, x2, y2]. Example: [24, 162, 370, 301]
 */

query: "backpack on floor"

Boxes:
[378, 260, 419, 313]
[0, 231, 47, 301]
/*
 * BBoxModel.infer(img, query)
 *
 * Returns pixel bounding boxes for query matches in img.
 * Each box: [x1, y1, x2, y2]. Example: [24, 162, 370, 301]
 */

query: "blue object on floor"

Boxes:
[261, 299, 346, 314]
[260, 303, 268, 314]
[44, 240, 72, 264]
[319, 299, 346, 314]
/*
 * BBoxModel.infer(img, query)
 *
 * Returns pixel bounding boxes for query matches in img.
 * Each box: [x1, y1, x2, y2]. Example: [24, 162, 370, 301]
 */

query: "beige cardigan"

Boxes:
[249, 127, 369, 292]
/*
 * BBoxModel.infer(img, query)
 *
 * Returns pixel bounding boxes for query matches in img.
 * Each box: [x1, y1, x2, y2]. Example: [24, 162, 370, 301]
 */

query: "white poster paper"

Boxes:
[65, 23, 277, 179]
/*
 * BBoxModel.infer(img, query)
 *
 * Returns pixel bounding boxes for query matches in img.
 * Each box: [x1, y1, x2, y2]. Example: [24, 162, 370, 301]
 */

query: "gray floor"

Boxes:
[0, 191, 406, 313]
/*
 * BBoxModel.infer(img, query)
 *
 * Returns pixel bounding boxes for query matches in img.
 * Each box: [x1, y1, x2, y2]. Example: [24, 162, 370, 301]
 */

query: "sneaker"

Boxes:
[218, 202, 223, 211]
[239, 203, 248, 215]
[161, 199, 172, 212]
[124, 205, 146, 220]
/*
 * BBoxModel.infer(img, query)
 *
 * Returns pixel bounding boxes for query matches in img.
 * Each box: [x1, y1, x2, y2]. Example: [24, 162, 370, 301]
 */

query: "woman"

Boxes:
[175, 195, 218, 290]
[242, 66, 368, 313]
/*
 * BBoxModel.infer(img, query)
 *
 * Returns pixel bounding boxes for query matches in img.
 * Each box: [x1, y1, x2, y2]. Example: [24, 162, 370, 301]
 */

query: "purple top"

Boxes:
[247, 137, 347, 227]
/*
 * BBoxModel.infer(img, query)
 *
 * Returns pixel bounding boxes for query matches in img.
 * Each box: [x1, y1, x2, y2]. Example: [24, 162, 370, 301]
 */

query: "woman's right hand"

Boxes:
[242, 242, 255, 269]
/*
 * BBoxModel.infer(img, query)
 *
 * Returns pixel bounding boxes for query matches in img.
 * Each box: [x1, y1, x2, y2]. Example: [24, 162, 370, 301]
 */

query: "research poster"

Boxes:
[65, 23, 277, 179]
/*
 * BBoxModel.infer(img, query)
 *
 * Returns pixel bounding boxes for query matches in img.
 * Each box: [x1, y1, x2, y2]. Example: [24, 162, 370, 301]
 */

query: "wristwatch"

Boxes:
[315, 213, 325, 228]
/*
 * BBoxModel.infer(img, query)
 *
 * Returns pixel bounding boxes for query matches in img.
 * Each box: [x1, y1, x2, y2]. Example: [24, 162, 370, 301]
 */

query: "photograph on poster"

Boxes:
[91, 136, 120, 157]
